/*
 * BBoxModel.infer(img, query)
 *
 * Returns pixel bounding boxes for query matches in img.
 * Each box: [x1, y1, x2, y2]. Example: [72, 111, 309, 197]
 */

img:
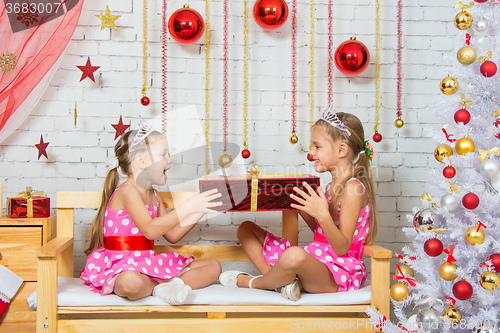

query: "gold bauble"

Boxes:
[480, 270, 500, 291]
[440, 74, 459, 95]
[218, 153, 233, 168]
[455, 136, 475, 155]
[395, 264, 414, 279]
[394, 117, 404, 128]
[457, 46, 477, 65]
[454, 10, 473, 30]
[439, 262, 458, 281]
[290, 133, 299, 144]
[390, 282, 409, 301]
[434, 144, 453, 162]
[465, 225, 485, 245]
[441, 304, 462, 324]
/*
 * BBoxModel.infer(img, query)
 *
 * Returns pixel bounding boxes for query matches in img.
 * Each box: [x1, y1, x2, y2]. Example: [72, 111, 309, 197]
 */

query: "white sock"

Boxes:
[152, 278, 192, 305]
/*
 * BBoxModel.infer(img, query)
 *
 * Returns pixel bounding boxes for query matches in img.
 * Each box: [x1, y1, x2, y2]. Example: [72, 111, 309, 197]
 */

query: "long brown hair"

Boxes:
[84, 129, 163, 256]
[313, 112, 378, 245]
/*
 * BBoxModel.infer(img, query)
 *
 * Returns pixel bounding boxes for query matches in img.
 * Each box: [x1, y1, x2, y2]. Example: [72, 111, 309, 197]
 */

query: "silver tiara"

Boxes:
[321, 104, 351, 136]
[129, 118, 154, 152]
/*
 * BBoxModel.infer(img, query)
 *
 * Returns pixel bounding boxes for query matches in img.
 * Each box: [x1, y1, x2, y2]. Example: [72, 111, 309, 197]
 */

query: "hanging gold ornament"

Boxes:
[439, 262, 458, 281]
[454, 10, 473, 30]
[455, 136, 475, 155]
[390, 282, 409, 301]
[394, 117, 404, 128]
[457, 45, 477, 65]
[465, 224, 485, 245]
[480, 270, 500, 291]
[441, 304, 462, 325]
[394, 264, 414, 280]
[440, 74, 459, 95]
[218, 152, 233, 168]
[290, 133, 299, 144]
[434, 144, 453, 162]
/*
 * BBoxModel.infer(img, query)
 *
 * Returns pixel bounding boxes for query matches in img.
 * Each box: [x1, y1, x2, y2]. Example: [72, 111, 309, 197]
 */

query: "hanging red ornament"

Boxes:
[480, 60, 497, 77]
[140, 96, 150, 106]
[76, 57, 100, 82]
[307, 152, 314, 162]
[424, 238, 443, 257]
[253, 0, 289, 30]
[454, 108, 471, 125]
[373, 132, 382, 142]
[35, 134, 49, 160]
[334, 37, 370, 76]
[490, 253, 500, 273]
[452, 279, 473, 300]
[111, 116, 130, 139]
[168, 5, 205, 44]
[474, 0, 488, 2]
[241, 149, 251, 159]
[462, 192, 479, 209]
[443, 165, 456, 179]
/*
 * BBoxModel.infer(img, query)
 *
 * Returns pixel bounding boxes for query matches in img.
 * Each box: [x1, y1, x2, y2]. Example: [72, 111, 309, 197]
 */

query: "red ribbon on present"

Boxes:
[442, 128, 457, 142]
[477, 221, 487, 232]
[445, 296, 456, 305]
[444, 244, 456, 263]
[392, 264, 418, 287]
[466, 33, 471, 46]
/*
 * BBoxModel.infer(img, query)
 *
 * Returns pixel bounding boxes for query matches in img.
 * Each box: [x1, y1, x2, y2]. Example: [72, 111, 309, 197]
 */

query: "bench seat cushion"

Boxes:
[28, 277, 371, 309]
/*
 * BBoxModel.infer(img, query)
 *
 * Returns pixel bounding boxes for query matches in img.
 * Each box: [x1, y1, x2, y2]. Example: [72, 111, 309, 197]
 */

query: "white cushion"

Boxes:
[28, 277, 371, 310]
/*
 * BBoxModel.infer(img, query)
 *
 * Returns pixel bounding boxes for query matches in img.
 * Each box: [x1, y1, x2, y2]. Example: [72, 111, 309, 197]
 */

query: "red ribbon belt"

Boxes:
[104, 236, 154, 251]
[313, 233, 364, 260]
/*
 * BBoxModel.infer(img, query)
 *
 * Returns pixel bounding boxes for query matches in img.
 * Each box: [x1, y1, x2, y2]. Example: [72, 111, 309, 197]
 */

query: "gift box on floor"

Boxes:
[199, 167, 320, 212]
[8, 187, 50, 218]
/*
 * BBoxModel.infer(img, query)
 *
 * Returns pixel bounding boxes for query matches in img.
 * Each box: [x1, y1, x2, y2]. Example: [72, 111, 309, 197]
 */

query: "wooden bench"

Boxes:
[35, 191, 392, 333]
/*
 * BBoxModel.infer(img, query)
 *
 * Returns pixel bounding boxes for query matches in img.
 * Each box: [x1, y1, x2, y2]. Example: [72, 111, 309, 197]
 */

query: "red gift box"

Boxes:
[8, 187, 50, 218]
[199, 168, 320, 212]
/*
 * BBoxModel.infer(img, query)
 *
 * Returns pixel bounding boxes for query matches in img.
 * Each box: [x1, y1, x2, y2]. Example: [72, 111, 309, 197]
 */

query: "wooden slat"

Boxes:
[37, 258, 57, 333]
[0, 227, 42, 281]
[370, 256, 391, 319]
[281, 211, 298, 246]
[37, 237, 73, 258]
[362, 244, 392, 259]
[154, 245, 250, 262]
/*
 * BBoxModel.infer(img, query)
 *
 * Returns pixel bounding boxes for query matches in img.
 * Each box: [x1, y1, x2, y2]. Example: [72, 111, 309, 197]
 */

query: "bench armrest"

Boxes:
[37, 237, 73, 258]
[363, 244, 392, 259]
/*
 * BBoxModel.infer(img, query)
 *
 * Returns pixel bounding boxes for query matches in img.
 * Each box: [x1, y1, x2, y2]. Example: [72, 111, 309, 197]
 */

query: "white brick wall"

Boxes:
[0, 0, 458, 277]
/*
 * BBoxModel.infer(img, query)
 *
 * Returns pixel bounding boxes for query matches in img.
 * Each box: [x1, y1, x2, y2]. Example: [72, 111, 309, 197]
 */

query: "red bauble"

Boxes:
[495, 118, 500, 139]
[462, 192, 479, 210]
[373, 132, 382, 142]
[253, 0, 288, 30]
[241, 149, 251, 159]
[424, 238, 443, 257]
[453, 280, 473, 300]
[307, 152, 314, 161]
[490, 253, 500, 273]
[480, 60, 497, 77]
[454, 108, 471, 125]
[140, 96, 150, 106]
[334, 37, 370, 75]
[443, 166, 456, 179]
[474, 0, 488, 2]
[168, 6, 205, 44]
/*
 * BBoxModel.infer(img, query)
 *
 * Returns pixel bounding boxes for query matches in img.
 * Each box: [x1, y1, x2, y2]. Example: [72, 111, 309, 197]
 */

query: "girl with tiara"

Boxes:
[81, 120, 223, 305]
[219, 106, 378, 301]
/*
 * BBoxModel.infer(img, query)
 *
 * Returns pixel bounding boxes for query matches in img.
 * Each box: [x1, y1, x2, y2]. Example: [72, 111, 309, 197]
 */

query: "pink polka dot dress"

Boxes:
[262, 178, 370, 292]
[80, 184, 194, 295]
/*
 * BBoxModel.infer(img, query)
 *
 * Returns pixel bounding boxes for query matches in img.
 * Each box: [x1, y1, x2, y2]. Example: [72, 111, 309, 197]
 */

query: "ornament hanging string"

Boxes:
[445, 296, 456, 305]
[396, 0, 403, 119]
[291, 0, 298, 138]
[223, 0, 229, 153]
[243, 0, 250, 151]
[476, 221, 487, 232]
[466, 33, 471, 46]
[374, 0, 381, 134]
[395, 252, 416, 263]
[205, 0, 211, 175]
[309, 0, 315, 150]
[327, 0, 333, 103]
[442, 128, 457, 142]
[392, 264, 418, 287]
[161, 0, 167, 135]
[142, 0, 148, 100]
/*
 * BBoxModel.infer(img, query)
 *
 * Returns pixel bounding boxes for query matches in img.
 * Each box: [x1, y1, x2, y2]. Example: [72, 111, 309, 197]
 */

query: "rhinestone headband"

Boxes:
[129, 118, 154, 152]
[321, 104, 351, 137]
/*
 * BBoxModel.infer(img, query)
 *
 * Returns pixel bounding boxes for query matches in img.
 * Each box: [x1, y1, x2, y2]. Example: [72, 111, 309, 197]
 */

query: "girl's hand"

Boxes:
[184, 189, 223, 215]
[290, 182, 330, 223]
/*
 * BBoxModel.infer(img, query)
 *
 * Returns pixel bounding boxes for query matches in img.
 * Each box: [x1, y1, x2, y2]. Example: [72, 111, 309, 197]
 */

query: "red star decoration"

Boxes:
[111, 115, 130, 139]
[76, 57, 100, 82]
[35, 135, 49, 160]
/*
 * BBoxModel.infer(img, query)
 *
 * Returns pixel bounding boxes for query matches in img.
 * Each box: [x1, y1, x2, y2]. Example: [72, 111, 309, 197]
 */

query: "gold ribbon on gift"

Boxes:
[478, 147, 500, 162]
[455, 1, 474, 12]
[420, 193, 438, 209]
[460, 92, 472, 106]
[11, 187, 44, 218]
[478, 51, 494, 64]
[492, 109, 500, 117]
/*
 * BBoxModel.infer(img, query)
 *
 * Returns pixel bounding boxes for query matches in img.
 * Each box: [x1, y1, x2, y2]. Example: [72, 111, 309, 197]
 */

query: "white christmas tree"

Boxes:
[367, 1, 500, 332]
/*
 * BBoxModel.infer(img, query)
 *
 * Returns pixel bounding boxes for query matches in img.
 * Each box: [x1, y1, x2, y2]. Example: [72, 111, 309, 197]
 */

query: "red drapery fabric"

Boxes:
[0, 0, 85, 143]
